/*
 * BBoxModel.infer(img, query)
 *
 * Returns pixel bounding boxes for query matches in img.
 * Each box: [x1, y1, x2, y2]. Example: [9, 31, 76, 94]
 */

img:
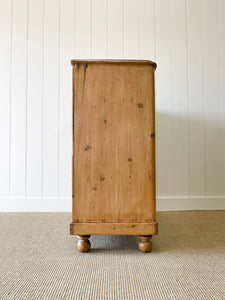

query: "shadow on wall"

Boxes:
[156, 111, 225, 198]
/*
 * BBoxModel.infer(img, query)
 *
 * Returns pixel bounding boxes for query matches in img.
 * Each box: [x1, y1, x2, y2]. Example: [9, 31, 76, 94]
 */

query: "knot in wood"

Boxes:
[137, 103, 143, 108]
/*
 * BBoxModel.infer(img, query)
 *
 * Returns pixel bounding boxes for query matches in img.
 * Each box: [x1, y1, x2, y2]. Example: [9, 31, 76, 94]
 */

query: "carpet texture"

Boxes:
[0, 211, 224, 299]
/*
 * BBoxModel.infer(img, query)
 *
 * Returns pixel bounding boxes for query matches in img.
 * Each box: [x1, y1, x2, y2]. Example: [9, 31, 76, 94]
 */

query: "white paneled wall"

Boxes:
[0, 0, 225, 211]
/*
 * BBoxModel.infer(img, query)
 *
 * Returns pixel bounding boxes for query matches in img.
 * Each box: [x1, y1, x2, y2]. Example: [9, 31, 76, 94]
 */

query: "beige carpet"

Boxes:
[0, 211, 224, 299]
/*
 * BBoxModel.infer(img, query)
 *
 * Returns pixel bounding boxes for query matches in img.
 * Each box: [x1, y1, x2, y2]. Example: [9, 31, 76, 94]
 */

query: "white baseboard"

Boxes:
[157, 196, 225, 211]
[0, 196, 224, 212]
[0, 197, 72, 212]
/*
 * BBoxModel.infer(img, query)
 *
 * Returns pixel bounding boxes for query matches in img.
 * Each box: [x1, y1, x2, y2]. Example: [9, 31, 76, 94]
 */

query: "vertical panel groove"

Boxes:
[217, 0, 225, 197]
[201, 0, 207, 197]
[25, 0, 29, 197]
[122, 0, 124, 58]
[154, 0, 158, 200]
[185, 0, 191, 197]
[75, 0, 76, 57]
[91, 0, 93, 58]
[58, 0, 61, 198]
[9, 0, 14, 198]
[153, 0, 156, 61]
[138, 0, 140, 59]
[169, 0, 175, 198]
[41, 0, 45, 198]
[216, 0, 222, 196]
[106, 0, 109, 58]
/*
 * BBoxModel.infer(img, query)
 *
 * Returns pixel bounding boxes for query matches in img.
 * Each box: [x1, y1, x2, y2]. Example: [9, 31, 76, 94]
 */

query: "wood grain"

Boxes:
[138, 235, 152, 253]
[70, 222, 158, 235]
[76, 235, 91, 252]
[72, 62, 157, 226]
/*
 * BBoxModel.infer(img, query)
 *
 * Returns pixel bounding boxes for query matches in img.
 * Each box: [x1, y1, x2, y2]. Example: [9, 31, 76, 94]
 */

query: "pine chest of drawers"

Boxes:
[70, 60, 158, 252]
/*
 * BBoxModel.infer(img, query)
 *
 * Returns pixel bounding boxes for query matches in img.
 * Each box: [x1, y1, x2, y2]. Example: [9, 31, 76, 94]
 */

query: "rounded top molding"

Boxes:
[71, 59, 157, 69]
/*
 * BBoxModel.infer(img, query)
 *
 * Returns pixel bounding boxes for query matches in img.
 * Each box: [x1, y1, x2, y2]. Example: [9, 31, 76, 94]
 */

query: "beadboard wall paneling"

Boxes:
[76, 0, 92, 58]
[171, 0, 189, 197]
[58, 0, 75, 198]
[187, 0, 205, 196]
[10, 0, 28, 197]
[0, 0, 12, 197]
[108, 0, 123, 58]
[202, 0, 222, 196]
[218, 0, 225, 197]
[42, 0, 60, 197]
[26, 0, 44, 197]
[92, 0, 108, 58]
[0, 0, 225, 212]
[124, 0, 139, 58]
[155, 0, 173, 197]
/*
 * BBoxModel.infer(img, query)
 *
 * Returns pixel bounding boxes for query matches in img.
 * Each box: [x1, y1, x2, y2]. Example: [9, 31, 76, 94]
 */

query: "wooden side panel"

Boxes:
[72, 63, 156, 223]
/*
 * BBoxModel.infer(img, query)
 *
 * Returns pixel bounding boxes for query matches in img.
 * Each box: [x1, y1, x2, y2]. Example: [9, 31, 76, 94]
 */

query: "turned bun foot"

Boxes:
[77, 235, 91, 253]
[138, 235, 152, 253]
